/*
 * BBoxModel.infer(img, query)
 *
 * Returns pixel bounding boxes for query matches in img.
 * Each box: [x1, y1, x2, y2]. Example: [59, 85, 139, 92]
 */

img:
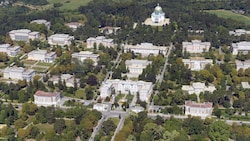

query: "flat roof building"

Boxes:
[235, 60, 250, 71]
[182, 57, 213, 71]
[3, 67, 35, 81]
[65, 22, 83, 31]
[9, 29, 40, 42]
[124, 43, 168, 57]
[72, 51, 99, 66]
[125, 59, 152, 77]
[49, 74, 79, 87]
[229, 29, 250, 36]
[232, 41, 250, 55]
[48, 34, 74, 46]
[185, 101, 213, 119]
[100, 79, 153, 102]
[93, 103, 109, 112]
[31, 19, 51, 29]
[182, 82, 216, 94]
[34, 90, 61, 107]
[182, 40, 210, 53]
[0, 44, 20, 57]
[28, 50, 56, 63]
[87, 36, 114, 48]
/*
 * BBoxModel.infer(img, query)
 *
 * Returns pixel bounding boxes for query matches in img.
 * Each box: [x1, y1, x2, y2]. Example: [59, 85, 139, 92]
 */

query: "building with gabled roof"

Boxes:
[34, 90, 61, 106]
[185, 101, 213, 118]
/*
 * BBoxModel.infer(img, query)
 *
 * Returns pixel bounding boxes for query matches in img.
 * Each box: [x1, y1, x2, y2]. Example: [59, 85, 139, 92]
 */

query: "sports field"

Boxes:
[47, 0, 91, 10]
[206, 10, 250, 26]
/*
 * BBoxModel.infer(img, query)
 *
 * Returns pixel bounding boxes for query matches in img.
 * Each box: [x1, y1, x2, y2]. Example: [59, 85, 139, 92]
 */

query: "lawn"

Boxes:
[23, 60, 37, 65]
[74, 89, 86, 99]
[206, 10, 250, 26]
[36, 62, 53, 67]
[35, 123, 54, 132]
[32, 67, 48, 73]
[47, 0, 91, 10]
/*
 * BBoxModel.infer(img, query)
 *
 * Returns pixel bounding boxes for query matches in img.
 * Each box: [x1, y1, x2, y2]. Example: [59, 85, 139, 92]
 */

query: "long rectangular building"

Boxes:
[9, 29, 40, 42]
[0, 44, 20, 57]
[124, 43, 167, 57]
[28, 50, 56, 63]
[3, 67, 35, 81]
[100, 79, 153, 102]
[48, 34, 74, 46]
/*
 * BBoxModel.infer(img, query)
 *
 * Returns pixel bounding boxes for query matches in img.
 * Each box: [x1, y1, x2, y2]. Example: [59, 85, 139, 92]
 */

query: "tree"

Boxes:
[86, 75, 98, 86]
[208, 121, 231, 141]
[22, 103, 38, 116]
[54, 119, 66, 134]
[101, 119, 116, 136]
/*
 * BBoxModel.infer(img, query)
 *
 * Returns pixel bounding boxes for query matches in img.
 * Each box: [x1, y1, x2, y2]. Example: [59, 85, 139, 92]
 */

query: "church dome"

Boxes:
[154, 4, 163, 14]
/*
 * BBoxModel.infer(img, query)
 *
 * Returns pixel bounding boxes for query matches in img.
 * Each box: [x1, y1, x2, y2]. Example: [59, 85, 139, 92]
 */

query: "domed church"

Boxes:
[151, 4, 165, 23]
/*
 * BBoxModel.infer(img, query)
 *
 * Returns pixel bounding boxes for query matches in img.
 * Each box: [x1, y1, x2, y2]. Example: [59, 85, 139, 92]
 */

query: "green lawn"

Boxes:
[74, 89, 86, 99]
[36, 62, 53, 67]
[47, 0, 91, 10]
[35, 123, 54, 132]
[23, 60, 37, 65]
[206, 10, 250, 26]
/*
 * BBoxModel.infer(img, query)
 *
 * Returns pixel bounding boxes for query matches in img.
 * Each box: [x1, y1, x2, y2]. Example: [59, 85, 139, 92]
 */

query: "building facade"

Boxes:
[182, 57, 213, 71]
[232, 41, 250, 55]
[86, 36, 114, 48]
[3, 67, 35, 81]
[48, 34, 74, 46]
[182, 82, 216, 94]
[125, 59, 152, 77]
[100, 79, 153, 102]
[28, 50, 56, 63]
[30, 19, 51, 29]
[185, 101, 213, 118]
[34, 90, 61, 106]
[0, 44, 20, 57]
[72, 51, 99, 66]
[229, 29, 250, 36]
[182, 40, 210, 53]
[151, 4, 165, 23]
[235, 60, 250, 70]
[49, 74, 79, 87]
[124, 43, 168, 57]
[9, 29, 40, 42]
[93, 103, 109, 111]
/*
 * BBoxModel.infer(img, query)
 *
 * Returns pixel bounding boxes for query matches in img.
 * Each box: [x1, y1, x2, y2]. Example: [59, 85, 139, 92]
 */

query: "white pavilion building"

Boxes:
[151, 4, 165, 23]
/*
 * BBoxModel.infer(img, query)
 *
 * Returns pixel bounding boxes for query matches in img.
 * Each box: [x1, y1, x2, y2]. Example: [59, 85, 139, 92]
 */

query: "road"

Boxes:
[111, 116, 125, 141]
[89, 116, 106, 141]
[158, 43, 173, 83]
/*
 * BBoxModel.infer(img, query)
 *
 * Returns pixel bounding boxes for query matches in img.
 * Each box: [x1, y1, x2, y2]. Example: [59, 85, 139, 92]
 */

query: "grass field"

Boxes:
[206, 10, 250, 26]
[47, 0, 91, 10]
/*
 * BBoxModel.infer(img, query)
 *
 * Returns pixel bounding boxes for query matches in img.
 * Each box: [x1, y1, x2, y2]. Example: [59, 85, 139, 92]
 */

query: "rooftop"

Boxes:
[34, 90, 60, 97]
[185, 101, 213, 108]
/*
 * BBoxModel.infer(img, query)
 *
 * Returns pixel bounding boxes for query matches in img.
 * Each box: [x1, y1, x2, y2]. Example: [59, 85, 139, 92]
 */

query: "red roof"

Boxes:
[34, 90, 60, 97]
[185, 101, 212, 108]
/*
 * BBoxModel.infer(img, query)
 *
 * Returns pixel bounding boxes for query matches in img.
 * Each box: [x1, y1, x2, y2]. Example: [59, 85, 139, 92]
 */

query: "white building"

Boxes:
[151, 4, 165, 23]
[130, 106, 145, 113]
[9, 29, 40, 42]
[87, 36, 114, 48]
[182, 40, 210, 53]
[28, 50, 56, 63]
[49, 74, 79, 87]
[235, 60, 250, 70]
[185, 101, 213, 119]
[48, 34, 74, 46]
[0, 44, 20, 57]
[241, 82, 250, 89]
[182, 82, 216, 94]
[93, 103, 109, 111]
[65, 22, 83, 31]
[125, 59, 152, 77]
[124, 43, 168, 57]
[229, 29, 250, 36]
[100, 26, 120, 35]
[182, 57, 213, 71]
[72, 51, 99, 66]
[3, 67, 35, 81]
[100, 79, 153, 102]
[30, 19, 51, 29]
[34, 90, 61, 107]
[232, 41, 250, 55]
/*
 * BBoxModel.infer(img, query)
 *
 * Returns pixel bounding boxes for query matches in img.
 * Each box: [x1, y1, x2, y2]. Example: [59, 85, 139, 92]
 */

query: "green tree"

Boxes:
[208, 121, 231, 141]
[54, 119, 66, 134]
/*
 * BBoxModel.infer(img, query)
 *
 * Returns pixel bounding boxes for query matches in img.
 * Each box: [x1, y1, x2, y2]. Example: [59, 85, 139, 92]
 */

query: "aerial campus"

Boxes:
[1, 0, 250, 141]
